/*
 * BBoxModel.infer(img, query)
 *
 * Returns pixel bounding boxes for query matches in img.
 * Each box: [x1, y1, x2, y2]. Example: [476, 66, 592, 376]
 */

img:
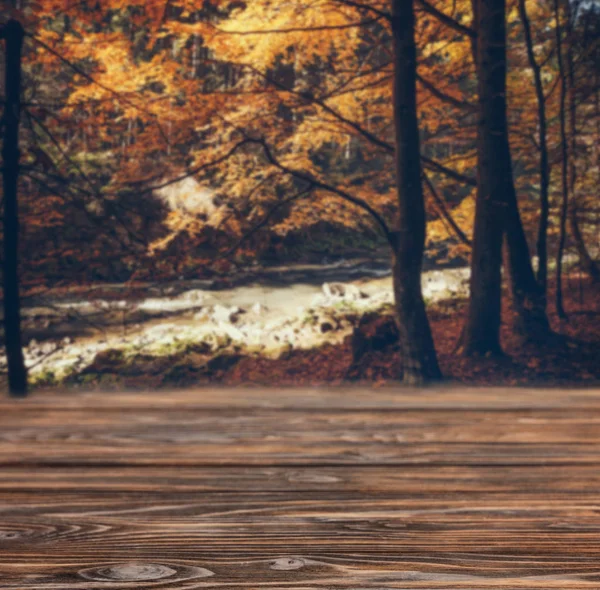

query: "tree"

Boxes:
[461, 0, 550, 355]
[461, 0, 506, 355]
[1, 17, 27, 396]
[518, 0, 550, 300]
[554, 0, 570, 319]
[565, 0, 600, 285]
[390, 0, 442, 383]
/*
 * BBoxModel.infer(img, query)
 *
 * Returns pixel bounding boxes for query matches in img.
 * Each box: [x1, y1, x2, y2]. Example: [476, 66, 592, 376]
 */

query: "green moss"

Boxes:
[31, 369, 58, 387]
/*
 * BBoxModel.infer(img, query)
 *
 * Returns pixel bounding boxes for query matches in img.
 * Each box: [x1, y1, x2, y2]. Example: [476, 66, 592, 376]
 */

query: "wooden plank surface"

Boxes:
[2, 387, 600, 588]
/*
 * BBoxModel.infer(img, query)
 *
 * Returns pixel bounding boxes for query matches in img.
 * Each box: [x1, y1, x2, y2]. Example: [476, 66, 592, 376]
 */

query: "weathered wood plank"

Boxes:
[2, 464, 600, 493]
[2, 386, 600, 411]
[2, 387, 600, 588]
[3, 408, 600, 465]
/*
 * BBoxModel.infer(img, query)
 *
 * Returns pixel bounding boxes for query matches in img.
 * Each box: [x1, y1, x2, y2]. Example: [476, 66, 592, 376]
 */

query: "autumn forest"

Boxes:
[1, 0, 599, 395]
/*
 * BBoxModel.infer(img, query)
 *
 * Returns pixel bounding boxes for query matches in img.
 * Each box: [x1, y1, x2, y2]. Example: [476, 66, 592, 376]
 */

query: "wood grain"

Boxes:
[2, 387, 600, 588]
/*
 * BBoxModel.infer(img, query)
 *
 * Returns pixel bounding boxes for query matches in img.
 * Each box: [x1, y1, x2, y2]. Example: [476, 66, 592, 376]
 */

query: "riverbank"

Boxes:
[6, 276, 598, 390]
[10, 263, 469, 385]
[1, 257, 598, 390]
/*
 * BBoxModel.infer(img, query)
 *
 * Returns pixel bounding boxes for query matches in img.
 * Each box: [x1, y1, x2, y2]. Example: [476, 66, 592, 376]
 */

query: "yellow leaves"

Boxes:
[164, 19, 216, 42]
[427, 191, 475, 242]
[271, 185, 385, 238]
[22, 0, 569, 260]
[206, 0, 363, 71]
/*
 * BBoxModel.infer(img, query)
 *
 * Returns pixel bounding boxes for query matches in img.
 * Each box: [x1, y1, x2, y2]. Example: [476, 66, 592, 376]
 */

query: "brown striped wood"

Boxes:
[2, 387, 600, 588]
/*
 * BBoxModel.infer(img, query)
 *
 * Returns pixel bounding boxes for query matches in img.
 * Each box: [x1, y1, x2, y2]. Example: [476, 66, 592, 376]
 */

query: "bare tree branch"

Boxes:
[423, 171, 471, 246]
[222, 183, 315, 259]
[331, 0, 391, 20]
[249, 137, 394, 243]
[241, 63, 478, 187]
[414, 0, 476, 38]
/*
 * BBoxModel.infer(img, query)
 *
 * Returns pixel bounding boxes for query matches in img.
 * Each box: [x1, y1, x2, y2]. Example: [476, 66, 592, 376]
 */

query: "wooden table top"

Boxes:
[2, 386, 600, 588]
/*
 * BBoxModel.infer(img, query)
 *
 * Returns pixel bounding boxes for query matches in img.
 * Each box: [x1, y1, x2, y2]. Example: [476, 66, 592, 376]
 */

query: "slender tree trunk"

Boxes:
[518, 0, 550, 299]
[554, 0, 569, 319]
[498, 18, 549, 341]
[570, 205, 600, 282]
[461, 0, 508, 356]
[503, 190, 550, 339]
[565, 2, 600, 284]
[1, 19, 27, 396]
[390, 0, 441, 384]
[572, 67, 600, 282]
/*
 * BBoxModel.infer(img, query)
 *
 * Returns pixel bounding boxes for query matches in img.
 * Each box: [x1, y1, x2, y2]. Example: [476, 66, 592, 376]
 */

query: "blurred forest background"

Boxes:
[0, 0, 599, 395]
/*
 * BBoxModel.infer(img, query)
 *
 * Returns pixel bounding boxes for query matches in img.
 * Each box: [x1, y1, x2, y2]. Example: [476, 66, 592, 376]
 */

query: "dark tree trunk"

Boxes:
[461, 0, 508, 356]
[504, 193, 550, 340]
[463, 0, 549, 354]
[554, 0, 569, 319]
[390, 0, 441, 384]
[570, 206, 600, 282]
[494, 8, 549, 341]
[518, 0, 550, 299]
[1, 19, 27, 396]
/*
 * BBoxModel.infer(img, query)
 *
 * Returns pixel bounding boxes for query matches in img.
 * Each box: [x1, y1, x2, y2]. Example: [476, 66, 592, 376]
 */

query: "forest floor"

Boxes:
[195, 277, 600, 388]
[10, 266, 599, 391]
